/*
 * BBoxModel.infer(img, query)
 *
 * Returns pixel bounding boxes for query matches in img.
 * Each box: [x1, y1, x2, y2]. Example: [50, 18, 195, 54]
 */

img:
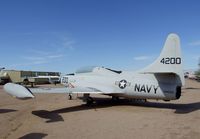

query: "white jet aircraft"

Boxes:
[4, 33, 184, 105]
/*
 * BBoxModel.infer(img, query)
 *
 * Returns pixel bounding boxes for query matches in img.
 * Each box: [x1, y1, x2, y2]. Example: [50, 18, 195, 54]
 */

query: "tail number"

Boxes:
[160, 57, 181, 64]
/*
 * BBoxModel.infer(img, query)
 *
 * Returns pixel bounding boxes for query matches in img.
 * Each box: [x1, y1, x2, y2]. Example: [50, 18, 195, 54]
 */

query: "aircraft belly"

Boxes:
[123, 92, 175, 100]
[123, 83, 176, 100]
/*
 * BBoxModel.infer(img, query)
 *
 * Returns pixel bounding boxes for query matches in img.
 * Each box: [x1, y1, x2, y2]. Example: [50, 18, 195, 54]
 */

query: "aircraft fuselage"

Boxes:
[61, 68, 180, 100]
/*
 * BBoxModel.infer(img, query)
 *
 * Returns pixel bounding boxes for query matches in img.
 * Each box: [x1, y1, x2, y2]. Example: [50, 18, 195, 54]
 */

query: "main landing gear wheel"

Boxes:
[112, 96, 119, 101]
[86, 97, 94, 106]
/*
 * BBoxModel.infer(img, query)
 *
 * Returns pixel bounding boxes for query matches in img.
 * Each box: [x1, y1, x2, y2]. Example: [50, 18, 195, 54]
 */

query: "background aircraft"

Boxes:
[4, 33, 184, 105]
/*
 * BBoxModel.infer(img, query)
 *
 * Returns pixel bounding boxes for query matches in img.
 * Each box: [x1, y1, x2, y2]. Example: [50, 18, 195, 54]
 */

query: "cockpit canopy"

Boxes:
[75, 66, 122, 74]
[76, 66, 96, 74]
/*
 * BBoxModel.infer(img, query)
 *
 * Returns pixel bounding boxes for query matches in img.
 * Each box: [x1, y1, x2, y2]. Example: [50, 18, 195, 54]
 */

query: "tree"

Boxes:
[195, 58, 200, 76]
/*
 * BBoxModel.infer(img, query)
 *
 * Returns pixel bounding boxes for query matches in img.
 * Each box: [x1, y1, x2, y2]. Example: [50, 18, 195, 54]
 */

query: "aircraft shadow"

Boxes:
[133, 101, 200, 114]
[0, 109, 17, 114]
[32, 98, 200, 123]
[184, 87, 200, 90]
[32, 110, 64, 123]
[19, 133, 48, 139]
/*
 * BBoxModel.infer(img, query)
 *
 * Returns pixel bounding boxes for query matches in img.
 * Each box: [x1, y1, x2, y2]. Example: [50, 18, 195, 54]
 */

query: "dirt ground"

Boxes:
[0, 79, 200, 139]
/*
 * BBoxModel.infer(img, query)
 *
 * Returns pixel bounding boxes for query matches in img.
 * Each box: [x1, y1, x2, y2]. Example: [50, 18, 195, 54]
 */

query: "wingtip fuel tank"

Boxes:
[4, 83, 34, 98]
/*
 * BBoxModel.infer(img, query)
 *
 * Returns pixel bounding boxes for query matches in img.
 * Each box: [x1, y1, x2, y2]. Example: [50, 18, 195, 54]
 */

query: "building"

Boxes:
[0, 70, 60, 85]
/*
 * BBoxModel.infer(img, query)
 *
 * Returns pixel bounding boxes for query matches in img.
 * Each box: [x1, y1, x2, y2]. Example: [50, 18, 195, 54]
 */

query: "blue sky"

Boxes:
[0, 0, 200, 73]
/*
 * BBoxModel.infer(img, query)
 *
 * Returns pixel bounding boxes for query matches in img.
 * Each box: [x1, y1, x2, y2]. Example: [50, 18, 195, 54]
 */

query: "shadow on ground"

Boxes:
[0, 109, 17, 114]
[32, 98, 200, 123]
[184, 87, 200, 90]
[19, 133, 47, 139]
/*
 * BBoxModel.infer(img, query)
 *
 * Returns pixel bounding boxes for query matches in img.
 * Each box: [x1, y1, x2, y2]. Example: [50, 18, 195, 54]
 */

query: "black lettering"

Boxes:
[160, 58, 165, 64]
[140, 85, 146, 93]
[171, 57, 175, 64]
[134, 84, 140, 92]
[160, 57, 182, 64]
[154, 86, 158, 94]
[135, 84, 158, 94]
[176, 57, 181, 64]
[146, 85, 152, 93]
[165, 58, 170, 64]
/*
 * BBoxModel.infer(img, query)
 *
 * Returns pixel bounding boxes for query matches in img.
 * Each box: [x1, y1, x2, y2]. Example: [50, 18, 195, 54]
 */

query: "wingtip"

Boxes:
[4, 83, 34, 98]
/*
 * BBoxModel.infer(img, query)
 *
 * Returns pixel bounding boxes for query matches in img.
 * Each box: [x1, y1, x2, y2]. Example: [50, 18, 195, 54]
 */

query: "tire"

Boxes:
[23, 79, 29, 85]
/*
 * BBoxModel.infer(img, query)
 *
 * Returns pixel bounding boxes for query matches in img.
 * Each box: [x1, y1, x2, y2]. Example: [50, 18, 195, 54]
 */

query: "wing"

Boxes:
[3, 83, 111, 99]
[30, 86, 102, 94]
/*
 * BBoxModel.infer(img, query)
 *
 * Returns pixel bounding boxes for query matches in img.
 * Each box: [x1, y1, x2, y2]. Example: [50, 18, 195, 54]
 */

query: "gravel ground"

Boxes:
[0, 79, 200, 139]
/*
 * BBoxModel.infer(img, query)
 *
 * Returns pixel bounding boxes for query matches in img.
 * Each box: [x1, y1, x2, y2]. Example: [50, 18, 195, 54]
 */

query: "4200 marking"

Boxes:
[160, 57, 181, 64]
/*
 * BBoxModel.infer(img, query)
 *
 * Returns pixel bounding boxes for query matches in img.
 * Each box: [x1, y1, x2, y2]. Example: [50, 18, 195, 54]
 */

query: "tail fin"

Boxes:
[141, 33, 184, 86]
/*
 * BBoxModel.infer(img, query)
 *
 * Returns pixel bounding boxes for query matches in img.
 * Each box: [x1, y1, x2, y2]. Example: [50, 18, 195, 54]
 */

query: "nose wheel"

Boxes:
[68, 93, 72, 100]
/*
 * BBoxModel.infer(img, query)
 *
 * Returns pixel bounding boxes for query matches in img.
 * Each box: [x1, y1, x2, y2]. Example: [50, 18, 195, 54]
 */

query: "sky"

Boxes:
[0, 0, 200, 73]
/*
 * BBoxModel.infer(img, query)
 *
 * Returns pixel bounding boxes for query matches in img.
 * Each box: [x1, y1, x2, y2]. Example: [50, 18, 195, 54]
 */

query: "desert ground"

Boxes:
[0, 79, 200, 139]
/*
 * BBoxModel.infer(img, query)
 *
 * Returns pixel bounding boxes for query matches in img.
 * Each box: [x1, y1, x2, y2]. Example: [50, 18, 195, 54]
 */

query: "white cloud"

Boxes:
[22, 56, 45, 61]
[62, 38, 75, 50]
[9, 33, 75, 69]
[15, 52, 64, 68]
[32, 60, 48, 64]
[28, 49, 51, 56]
[191, 55, 199, 60]
[134, 56, 150, 61]
[10, 61, 48, 67]
[47, 54, 63, 59]
[188, 40, 200, 46]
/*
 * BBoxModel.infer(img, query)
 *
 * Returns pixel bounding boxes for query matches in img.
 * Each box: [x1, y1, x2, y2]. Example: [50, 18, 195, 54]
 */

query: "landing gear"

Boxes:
[83, 94, 94, 105]
[68, 93, 72, 100]
[86, 97, 94, 106]
[130, 99, 147, 102]
[111, 96, 119, 101]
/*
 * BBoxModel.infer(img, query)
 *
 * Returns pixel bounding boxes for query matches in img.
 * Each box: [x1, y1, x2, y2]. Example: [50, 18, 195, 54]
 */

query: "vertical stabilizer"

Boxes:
[141, 33, 184, 86]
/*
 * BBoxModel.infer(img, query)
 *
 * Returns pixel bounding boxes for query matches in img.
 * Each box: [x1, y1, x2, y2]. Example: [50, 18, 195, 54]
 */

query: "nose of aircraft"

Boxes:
[61, 75, 76, 87]
[61, 76, 68, 84]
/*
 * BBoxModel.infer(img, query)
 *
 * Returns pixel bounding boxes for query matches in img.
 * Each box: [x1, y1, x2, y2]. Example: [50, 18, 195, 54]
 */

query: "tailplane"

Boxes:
[141, 33, 184, 86]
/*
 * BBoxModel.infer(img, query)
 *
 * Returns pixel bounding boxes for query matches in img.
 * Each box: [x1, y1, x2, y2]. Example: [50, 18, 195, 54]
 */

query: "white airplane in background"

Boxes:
[4, 33, 185, 105]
